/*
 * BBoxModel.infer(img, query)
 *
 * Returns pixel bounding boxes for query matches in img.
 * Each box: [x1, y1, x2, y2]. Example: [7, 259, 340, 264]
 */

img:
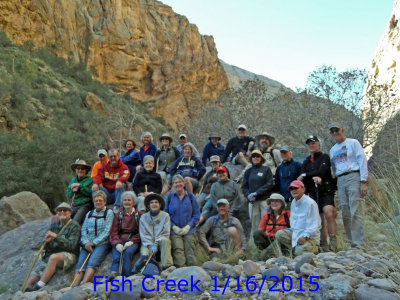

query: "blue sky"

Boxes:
[161, 0, 393, 89]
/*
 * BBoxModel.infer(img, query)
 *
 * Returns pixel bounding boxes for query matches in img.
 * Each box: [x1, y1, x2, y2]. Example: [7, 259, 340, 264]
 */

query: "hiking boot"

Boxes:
[329, 236, 337, 252]
[25, 283, 41, 292]
[108, 271, 119, 282]
[320, 240, 330, 252]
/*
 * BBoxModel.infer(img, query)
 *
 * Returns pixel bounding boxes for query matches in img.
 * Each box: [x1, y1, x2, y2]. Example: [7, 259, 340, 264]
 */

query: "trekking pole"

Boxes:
[119, 250, 125, 274]
[70, 252, 91, 287]
[145, 185, 148, 193]
[140, 253, 154, 275]
[156, 157, 160, 173]
[21, 219, 72, 291]
[250, 202, 255, 239]
[70, 192, 76, 208]
[196, 184, 204, 197]
[315, 182, 319, 205]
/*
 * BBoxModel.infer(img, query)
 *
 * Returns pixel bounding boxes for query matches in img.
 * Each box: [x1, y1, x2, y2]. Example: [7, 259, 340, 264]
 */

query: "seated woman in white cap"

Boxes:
[132, 155, 162, 211]
[253, 193, 291, 260]
[25, 203, 80, 291]
[91, 149, 109, 180]
[68, 159, 93, 225]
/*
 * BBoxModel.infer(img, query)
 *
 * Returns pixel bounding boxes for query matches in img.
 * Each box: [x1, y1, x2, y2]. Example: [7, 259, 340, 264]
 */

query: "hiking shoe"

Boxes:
[108, 271, 119, 282]
[329, 236, 337, 252]
[25, 283, 41, 292]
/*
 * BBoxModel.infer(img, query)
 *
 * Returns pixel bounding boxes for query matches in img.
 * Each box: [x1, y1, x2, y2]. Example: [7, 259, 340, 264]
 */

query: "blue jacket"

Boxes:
[202, 141, 225, 165]
[120, 149, 141, 168]
[273, 159, 302, 201]
[169, 155, 206, 180]
[165, 192, 200, 235]
[139, 143, 157, 164]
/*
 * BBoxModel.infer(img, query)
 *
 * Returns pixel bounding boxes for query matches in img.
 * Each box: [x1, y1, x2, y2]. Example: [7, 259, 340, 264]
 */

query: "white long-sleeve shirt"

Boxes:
[290, 194, 321, 247]
[329, 138, 368, 181]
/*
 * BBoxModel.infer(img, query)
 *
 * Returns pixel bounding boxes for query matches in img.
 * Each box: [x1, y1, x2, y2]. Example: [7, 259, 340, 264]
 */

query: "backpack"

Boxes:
[87, 209, 110, 236]
[265, 212, 290, 231]
[131, 255, 161, 276]
[118, 210, 140, 241]
[268, 148, 278, 168]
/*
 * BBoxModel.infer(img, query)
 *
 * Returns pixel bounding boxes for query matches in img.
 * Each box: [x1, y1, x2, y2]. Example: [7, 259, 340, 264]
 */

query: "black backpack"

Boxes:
[131, 255, 161, 276]
[87, 209, 110, 236]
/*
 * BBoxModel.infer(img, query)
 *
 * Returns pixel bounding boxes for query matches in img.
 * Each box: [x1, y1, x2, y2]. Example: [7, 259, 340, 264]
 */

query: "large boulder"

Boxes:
[0, 192, 52, 235]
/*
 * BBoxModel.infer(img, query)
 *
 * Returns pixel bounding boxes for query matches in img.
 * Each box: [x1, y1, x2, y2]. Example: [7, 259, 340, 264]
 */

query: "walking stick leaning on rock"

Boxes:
[119, 250, 125, 275]
[70, 252, 91, 287]
[21, 219, 72, 292]
[140, 253, 154, 275]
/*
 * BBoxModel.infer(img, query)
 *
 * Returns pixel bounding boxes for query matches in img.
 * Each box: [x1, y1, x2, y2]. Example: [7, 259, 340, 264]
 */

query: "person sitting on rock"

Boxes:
[222, 124, 254, 167]
[155, 133, 180, 194]
[68, 159, 93, 225]
[199, 199, 247, 258]
[253, 193, 290, 260]
[165, 175, 200, 268]
[25, 203, 80, 292]
[199, 166, 241, 225]
[73, 191, 113, 286]
[176, 133, 200, 159]
[139, 193, 173, 270]
[196, 155, 222, 210]
[91, 149, 109, 180]
[169, 142, 206, 193]
[92, 149, 130, 212]
[132, 155, 162, 211]
[120, 139, 141, 182]
[275, 180, 321, 257]
[108, 191, 142, 280]
[136, 131, 157, 171]
[202, 133, 225, 166]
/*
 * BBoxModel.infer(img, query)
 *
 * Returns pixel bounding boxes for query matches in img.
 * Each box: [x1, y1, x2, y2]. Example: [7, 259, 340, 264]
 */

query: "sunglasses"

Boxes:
[330, 128, 339, 134]
[252, 154, 262, 158]
[238, 128, 246, 131]
[99, 154, 106, 158]
[57, 208, 70, 212]
[76, 167, 87, 170]
[289, 187, 299, 191]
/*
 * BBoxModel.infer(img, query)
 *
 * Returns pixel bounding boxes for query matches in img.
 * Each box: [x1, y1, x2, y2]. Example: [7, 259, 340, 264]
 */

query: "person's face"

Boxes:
[144, 160, 154, 172]
[75, 166, 88, 178]
[210, 137, 219, 145]
[161, 137, 170, 147]
[94, 196, 106, 210]
[180, 136, 187, 145]
[183, 146, 192, 158]
[259, 136, 270, 149]
[270, 199, 283, 212]
[149, 199, 160, 212]
[289, 186, 305, 200]
[173, 178, 185, 192]
[251, 154, 262, 164]
[217, 170, 228, 181]
[237, 128, 246, 138]
[330, 128, 345, 143]
[109, 151, 119, 166]
[211, 161, 220, 171]
[99, 154, 108, 164]
[217, 204, 229, 217]
[57, 208, 71, 222]
[123, 196, 134, 210]
[307, 141, 320, 154]
[280, 151, 292, 162]
[143, 135, 151, 145]
[126, 141, 134, 150]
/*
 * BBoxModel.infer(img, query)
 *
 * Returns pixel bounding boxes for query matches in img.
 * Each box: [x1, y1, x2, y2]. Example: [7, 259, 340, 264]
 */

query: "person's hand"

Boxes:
[124, 241, 134, 249]
[246, 150, 251, 157]
[237, 249, 244, 258]
[205, 194, 211, 201]
[115, 181, 123, 189]
[172, 226, 182, 235]
[247, 192, 257, 203]
[70, 183, 80, 192]
[116, 244, 124, 253]
[136, 165, 142, 171]
[85, 242, 94, 252]
[45, 231, 57, 242]
[92, 184, 99, 192]
[297, 175, 304, 181]
[149, 244, 158, 255]
[199, 216, 205, 225]
[208, 246, 221, 254]
[297, 237, 307, 245]
[180, 225, 191, 235]
[360, 182, 368, 197]
[312, 177, 322, 184]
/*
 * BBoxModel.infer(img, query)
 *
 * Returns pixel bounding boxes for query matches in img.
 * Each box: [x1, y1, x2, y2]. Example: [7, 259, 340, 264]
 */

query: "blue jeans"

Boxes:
[110, 243, 140, 276]
[98, 185, 126, 206]
[75, 244, 110, 272]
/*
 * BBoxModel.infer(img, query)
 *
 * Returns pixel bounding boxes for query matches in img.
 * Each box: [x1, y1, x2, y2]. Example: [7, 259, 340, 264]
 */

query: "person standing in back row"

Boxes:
[329, 123, 368, 248]
[222, 124, 254, 167]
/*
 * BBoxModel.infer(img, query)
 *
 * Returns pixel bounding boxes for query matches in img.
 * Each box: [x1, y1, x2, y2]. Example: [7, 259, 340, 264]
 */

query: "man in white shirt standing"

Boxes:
[275, 180, 321, 256]
[329, 123, 368, 248]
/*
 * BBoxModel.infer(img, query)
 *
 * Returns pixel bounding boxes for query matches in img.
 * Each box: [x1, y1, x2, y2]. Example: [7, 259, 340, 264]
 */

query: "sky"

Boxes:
[161, 0, 394, 89]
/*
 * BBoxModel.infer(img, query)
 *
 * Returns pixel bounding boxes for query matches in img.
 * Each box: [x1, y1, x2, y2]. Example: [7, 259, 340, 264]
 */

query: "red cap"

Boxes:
[288, 180, 304, 190]
[216, 166, 228, 173]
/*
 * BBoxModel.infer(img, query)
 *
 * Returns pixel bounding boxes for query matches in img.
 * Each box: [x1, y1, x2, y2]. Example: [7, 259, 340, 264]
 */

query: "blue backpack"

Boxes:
[131, 255, 161, 276]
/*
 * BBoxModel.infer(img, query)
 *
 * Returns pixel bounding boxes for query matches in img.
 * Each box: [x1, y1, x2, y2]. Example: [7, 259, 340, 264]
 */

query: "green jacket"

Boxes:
[44, 219, 81, 259]
[67, 175, 93, 206]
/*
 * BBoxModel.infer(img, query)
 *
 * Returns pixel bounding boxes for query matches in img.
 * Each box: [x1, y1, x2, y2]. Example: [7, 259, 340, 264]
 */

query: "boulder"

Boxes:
[355, 284, 400, 300]
[84, 92, 105, 113]
[0, 192, 52, 235]
[167, 266, 211, 296]
[314, 274, 357, 300]
[242, 260, 261, 277]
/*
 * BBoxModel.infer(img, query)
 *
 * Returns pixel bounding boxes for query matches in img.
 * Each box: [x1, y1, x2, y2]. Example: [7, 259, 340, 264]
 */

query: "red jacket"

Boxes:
[109, 207, 143, 247]
[94, 159, 130, 192]
[258, 210, 290, 237]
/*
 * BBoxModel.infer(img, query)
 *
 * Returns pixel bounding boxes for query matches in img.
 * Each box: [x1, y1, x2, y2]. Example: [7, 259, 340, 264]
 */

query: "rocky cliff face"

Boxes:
[362, 0, 400, 156]
[0, 0, 228, 128]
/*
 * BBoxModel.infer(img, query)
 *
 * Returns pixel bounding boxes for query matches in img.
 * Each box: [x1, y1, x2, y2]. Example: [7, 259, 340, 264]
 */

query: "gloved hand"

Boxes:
[149, 244, 158, 255]
[180, 225, 191, 235]
[124, 241, 134, 249]
[247, 192, 257, 203]
[172, 225, 182, 235]
[116, 244, 124, 253]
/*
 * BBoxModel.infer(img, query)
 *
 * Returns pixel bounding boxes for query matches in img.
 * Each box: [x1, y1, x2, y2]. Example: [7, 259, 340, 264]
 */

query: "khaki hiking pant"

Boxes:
[170, 234, 197, 268]
[275, 229, 318, 257]
[249, 200, 268, 233]
[140, 237, 173, 268]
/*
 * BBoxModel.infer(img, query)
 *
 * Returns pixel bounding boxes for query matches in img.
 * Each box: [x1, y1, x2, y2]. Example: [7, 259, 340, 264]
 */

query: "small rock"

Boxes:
[60, 288, 89, 300]
[355, 284, 400, 300]
[21, 290, 49, 300]
[243, 260, 261, 277]
[294, 254, 315, 273]
[202, 261, 224, 272]
[299, 263, 314, 276]
[314, 273, 357, 300]
[327, 262, 344, 271]
[312, 267, 330, 279]
[222, 265, 242, 278]
[367, 278, 396, 292]
[389, 272, 400, 285]
[262, 266, 284, 281]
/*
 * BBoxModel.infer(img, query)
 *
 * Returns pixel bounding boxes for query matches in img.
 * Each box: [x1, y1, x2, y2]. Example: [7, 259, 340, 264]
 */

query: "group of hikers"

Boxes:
[24, 122, 368, 292]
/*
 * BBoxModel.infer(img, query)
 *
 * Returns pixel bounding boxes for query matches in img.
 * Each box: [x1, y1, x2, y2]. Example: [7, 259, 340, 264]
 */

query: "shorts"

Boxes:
[312, 193, 335, 213]
[32, 252, 77, 277]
